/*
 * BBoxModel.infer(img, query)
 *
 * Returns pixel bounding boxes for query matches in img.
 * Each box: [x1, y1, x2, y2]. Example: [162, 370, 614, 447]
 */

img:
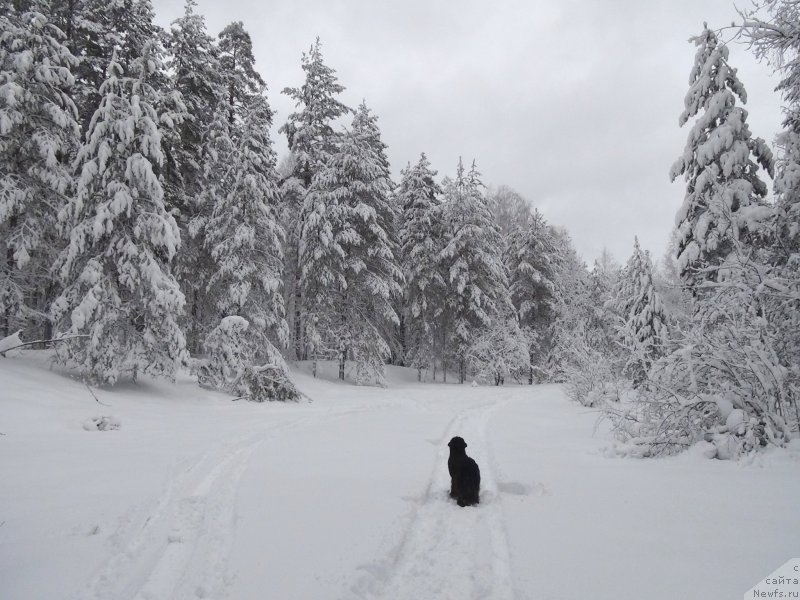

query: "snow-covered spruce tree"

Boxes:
[166, 0, 222, 207]
[669, 24, 774, 291]
[199, 91, 290, 397]
[0, 9, 79, 338]
[505, 208, 557, 382]
[218, 20, 264, 125]
[438, 159, 507, 384]
[618, 238, 668, 385]
[52, 49, 186, 384]
[397, 153, 444, 380]
[280, 38, 350, 360]
[300, 102, 402, 385]
[46, 0, 162, 132]
[588, 251, 625, 363]
[166, 2, 224, 352]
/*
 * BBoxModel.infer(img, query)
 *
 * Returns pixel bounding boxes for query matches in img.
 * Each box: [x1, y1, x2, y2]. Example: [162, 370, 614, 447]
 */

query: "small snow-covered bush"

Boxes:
[0, 330, 23, 356]
[238, 364, 300, 402]
[604, 306, 795, 458]
[201, 316, 299, 401]
[202, 316, 252, 388]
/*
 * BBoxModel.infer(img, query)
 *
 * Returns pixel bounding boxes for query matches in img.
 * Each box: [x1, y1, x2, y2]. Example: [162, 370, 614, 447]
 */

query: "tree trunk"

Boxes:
[294, 268, 303, 360]
[398, 313, 406, 366]
[189, 288, 199, 355]
[442, 325, 447, 383]
[4, 215, 16, 337]
[338, 348, 346, 381]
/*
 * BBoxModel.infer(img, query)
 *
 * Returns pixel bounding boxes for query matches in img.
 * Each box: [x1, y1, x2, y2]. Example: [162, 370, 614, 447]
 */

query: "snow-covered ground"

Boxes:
[1, 352, 798, 600]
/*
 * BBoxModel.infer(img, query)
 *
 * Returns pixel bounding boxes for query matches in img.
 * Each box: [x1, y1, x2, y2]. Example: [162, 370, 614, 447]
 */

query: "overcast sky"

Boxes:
[153, 0, 784, 266]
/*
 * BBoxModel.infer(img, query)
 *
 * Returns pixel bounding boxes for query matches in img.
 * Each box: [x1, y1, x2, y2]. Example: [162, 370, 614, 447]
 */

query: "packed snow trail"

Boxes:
[74, 404, 379, 600]
[76, 428, 271, 600]
[347, 395, 516, 600]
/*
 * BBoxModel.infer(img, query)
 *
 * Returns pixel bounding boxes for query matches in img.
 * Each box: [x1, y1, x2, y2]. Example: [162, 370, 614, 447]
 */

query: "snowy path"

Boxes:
[76, 429, 266, 600]
[74, 403, 380, 600]
[347, 397, 515, 600]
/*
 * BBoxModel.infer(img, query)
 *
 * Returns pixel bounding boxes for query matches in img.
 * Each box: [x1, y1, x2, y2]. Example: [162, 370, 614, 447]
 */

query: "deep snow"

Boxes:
[0, 352, 798, 600]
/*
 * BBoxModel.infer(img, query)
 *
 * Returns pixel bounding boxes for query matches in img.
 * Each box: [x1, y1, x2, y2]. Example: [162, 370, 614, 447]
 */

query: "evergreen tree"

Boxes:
[438, 159, 507, 383]
[505, 209, 556, 381]
[619, 238, 668, 384]
[0, 9, 79, 337]
[218, 21, 264, 125]
[201, 92, 288, 372]
[48, 0, 162, 131]
[301, 102, 402, 384]
[167, 0, 222, 200]
[397, 153, 444, 379]
[52, 49, 186, 383]
[166, 0, 224, 352]
[669, 25, 773, 289]
[588, 253, 624, 359]
[280, 38, 349, 359]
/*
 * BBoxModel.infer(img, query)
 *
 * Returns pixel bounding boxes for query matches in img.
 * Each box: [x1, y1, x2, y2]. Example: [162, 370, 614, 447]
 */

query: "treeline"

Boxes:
[562, 9, 800, 458]
[0, 0, 594, 394]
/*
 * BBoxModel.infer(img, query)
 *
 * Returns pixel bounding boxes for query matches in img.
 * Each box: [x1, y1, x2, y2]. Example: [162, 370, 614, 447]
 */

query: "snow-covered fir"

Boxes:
[0, 9, 79, 338]
[300, 102, 402, 385]
[52, 48, 187, 384]
[669, 25, 774, 287]
[438, 159, 508, 383]
[397, 152, 444, 378]
[280, 37, 350, 361]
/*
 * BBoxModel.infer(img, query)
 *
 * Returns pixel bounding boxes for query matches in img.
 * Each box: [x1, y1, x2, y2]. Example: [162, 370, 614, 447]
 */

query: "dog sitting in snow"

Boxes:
[447, 436, 480, 507]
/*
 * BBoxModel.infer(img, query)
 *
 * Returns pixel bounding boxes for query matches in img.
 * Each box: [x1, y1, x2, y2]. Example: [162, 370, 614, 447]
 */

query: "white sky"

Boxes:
[153, 0, 785, 266]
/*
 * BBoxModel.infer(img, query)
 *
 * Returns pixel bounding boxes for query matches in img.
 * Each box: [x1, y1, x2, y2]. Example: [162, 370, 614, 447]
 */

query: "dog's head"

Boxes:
[448, 436, 467, 451]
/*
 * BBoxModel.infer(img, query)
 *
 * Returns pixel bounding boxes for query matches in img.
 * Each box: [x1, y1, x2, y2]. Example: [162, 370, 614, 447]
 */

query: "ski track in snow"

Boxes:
[75, 429, 265, 600]
[74, 405, 376, 600]
[347, 394, 517, 600]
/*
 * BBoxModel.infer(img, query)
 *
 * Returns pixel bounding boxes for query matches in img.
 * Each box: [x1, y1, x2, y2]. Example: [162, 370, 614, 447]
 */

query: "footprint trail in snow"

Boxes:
[348, 397, 516, 600]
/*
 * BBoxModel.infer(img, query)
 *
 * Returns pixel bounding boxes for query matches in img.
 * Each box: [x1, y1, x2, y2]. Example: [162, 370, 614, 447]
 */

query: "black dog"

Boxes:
[447, 436, 480, 507]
